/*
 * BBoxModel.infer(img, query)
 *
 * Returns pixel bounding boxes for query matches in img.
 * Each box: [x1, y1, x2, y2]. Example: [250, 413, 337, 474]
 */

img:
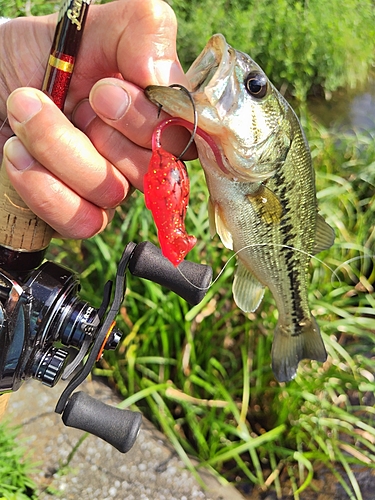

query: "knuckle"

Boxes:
[61, 206, 107, 240]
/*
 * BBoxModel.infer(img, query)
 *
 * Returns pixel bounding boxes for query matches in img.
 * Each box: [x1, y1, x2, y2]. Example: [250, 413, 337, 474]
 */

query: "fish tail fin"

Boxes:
[271, 317, 327, 382]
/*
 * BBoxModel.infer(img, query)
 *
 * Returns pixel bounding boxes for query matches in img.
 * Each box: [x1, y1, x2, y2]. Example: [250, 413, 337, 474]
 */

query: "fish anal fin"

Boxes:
[246, 184, 283, 225]
[271, 316, 327, 382]
[208, 198, 233, 250]
[313, 214, 335, 254]
[233, 261, 265, 313]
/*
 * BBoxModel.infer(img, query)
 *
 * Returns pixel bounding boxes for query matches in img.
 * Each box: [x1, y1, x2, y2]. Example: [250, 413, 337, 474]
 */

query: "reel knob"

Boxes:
[33, 347, 69, 387]
[62, 391, 142, 453]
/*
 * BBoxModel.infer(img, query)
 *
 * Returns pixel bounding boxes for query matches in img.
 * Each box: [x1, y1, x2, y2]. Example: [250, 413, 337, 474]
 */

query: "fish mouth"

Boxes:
[185, 33, 233, 96]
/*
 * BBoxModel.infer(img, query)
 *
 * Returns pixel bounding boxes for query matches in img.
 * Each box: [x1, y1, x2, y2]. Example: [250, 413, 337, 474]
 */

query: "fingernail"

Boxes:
[7, 88, 43, 124]
[72, 99, 97, 132]
[153, 60, 188, 86]
[90, 82, 130, 121]
[3, 137, 35, 171]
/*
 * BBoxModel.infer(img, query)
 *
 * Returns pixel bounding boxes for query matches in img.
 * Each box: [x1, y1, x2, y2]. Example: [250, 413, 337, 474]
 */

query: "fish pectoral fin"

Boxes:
[246, 185, 283, 225]
[208, 197, 234, 250]
[233, 261, 265, 313]
[312, 214, 335, 254]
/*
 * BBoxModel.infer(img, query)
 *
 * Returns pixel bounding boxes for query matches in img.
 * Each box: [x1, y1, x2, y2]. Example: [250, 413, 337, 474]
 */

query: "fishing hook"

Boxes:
[168, 84, 198, 161]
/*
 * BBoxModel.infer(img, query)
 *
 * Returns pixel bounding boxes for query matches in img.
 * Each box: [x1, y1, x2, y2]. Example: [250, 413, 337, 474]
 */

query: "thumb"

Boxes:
[83, 0, 187, 88]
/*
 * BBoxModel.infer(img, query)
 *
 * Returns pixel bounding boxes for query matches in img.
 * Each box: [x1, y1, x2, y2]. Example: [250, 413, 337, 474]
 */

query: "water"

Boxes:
[307, 74, 375, 131]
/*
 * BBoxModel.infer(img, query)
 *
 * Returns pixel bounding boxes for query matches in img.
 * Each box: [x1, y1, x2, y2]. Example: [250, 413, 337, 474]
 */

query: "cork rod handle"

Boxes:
[0, 394, 10, 420]
[0, 167, 54, 250]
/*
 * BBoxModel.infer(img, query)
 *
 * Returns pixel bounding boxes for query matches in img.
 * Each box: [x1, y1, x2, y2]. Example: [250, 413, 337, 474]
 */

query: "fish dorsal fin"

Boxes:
[208, 197, 233, 250]
[233, 260, 265, 313]
[312, 214, 335, 254]
[246, 184, 283, 225]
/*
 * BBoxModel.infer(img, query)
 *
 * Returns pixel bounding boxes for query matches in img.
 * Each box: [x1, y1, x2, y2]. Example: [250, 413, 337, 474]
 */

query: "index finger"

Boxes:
[69, 0, 188, 105]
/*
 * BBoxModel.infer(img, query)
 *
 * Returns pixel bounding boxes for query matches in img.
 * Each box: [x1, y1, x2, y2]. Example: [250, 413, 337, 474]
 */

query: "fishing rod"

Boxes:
[0, 0, 212, 453]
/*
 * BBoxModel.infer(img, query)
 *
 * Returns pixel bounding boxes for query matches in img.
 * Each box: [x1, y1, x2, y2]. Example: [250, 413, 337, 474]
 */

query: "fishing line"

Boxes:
[168, 84, 198, 161]
[177, 243, 342, 291]
[332, 254, 375, 283]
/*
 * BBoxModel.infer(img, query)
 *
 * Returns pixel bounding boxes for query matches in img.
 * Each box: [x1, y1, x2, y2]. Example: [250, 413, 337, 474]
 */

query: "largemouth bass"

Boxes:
[145, 34, 335, 382]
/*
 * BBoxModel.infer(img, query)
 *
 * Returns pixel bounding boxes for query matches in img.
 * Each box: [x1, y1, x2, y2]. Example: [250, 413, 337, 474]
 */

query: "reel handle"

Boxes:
[62, 391, 142, 453]
[129, 241, 212, 305]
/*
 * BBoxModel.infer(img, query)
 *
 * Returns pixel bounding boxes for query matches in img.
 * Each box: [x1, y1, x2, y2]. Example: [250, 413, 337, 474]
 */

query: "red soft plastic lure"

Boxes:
[144, 118, 197, 267]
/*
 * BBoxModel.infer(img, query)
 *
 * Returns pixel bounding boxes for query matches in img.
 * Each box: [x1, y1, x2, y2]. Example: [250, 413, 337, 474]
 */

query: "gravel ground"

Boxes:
[5, 378, 246, 500]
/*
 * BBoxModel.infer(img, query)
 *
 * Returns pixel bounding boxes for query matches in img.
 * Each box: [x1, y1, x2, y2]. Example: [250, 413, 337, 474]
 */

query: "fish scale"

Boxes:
[145, 34, 335, 382]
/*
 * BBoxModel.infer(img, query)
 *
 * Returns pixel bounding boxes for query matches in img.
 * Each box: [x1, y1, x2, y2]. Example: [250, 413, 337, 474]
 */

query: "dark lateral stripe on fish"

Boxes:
[285, 250, 306, 328]
[273, 164, 308, 329]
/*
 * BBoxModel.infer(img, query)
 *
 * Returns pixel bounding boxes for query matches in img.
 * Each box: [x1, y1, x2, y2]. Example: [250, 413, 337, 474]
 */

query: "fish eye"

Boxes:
[244, 72, 268, 99]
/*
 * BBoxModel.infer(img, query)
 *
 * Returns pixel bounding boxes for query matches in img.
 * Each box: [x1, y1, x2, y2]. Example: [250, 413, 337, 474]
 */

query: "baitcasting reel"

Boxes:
[0, 241, 212, 453]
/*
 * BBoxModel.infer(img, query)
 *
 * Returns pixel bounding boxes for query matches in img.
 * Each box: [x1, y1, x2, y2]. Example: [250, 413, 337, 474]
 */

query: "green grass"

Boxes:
[47, 119, 375, 498]
[0, 422, 38, 499]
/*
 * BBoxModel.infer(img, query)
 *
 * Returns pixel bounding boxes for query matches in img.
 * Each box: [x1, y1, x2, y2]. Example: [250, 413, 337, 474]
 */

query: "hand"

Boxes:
[0, 0, 193, 239]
